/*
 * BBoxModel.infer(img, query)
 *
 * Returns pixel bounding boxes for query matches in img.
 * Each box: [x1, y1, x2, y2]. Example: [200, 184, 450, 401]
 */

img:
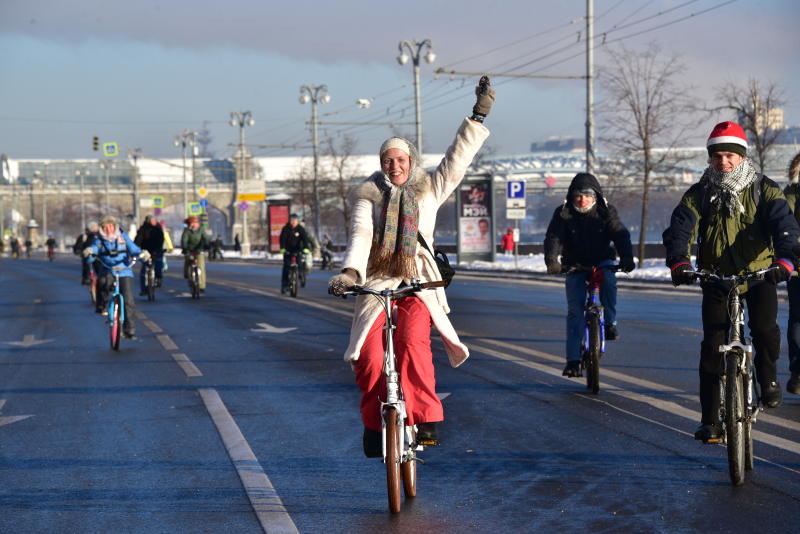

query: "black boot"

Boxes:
[417, 422, 439, 446]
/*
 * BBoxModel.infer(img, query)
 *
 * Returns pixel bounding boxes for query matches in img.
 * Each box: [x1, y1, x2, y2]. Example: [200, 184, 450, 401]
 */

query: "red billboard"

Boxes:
[268, 204, 290, 253]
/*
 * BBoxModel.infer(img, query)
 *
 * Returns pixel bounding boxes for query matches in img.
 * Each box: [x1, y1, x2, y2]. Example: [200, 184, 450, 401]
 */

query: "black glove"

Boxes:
[764, 259, 793, 285]
[670, 262, 694, 286]
[472, 76, 495, 119]
[546, 261, 562, 275]
[619, 257, 635, 273]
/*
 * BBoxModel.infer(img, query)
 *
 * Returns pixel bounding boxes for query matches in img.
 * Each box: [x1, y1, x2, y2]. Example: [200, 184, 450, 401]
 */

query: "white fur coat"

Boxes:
[341, 118, 490, 367]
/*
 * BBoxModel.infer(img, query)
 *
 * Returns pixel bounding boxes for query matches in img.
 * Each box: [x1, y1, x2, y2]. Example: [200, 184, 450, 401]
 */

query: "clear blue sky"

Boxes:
[1, 0, 798, 160]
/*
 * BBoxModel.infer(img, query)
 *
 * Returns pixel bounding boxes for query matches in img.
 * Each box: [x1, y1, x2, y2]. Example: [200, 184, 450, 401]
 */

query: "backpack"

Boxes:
[417, 234, 455, 288]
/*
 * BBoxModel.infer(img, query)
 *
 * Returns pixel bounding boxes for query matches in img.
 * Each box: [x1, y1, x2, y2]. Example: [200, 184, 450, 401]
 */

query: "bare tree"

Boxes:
[598, 43, 700, 266]
[320, 134, 359, 238]
[715, 78, 786, 173]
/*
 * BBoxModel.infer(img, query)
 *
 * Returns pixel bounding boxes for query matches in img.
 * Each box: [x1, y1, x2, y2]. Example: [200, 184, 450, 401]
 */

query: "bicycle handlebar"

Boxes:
[88, 254, 137, 271]
[686, 267, 776, 285]
[563, 264, 622, 275]
[342, 279, 446, 298]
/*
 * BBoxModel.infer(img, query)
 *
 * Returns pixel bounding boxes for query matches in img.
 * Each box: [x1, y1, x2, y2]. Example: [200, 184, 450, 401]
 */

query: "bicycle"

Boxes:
[341, 279, 446, 513]
[89, 270, 98, 306]
[93, 256, 137, 351]
[47, 247, 55, 261]
[144, 258, 157, 301]
[686, 267, 775, 486]
[564, 264, 621, 394]
[285, 252, 305, 298]
[187, 252, 202, 299]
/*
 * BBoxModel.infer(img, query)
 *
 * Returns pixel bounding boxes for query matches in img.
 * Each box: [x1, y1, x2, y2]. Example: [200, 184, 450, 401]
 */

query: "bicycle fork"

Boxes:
[718, 295, 758, 428]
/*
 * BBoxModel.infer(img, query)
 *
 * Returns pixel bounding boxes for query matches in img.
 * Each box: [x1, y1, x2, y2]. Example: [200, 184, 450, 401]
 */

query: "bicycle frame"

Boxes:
[582, 268, 606, 356]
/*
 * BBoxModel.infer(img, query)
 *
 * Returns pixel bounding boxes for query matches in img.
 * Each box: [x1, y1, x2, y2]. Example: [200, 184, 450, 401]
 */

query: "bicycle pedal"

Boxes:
[703, 437, 724, 445]
[416, 438, 439, 448]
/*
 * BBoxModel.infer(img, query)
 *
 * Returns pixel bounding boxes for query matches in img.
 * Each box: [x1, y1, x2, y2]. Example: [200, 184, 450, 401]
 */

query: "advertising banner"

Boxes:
[268, 203, 290, 253]
[457, 176, 494, 263]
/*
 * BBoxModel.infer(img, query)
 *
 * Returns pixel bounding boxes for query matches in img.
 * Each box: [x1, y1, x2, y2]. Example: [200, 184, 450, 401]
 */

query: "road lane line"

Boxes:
[213, 279, 351, 318]
[199, 388, 299, 534]
[156, 334, 179, 351]
[469, 341, 800, 457]
[142, 320, 163, 333]
[172, 353, 202, 377]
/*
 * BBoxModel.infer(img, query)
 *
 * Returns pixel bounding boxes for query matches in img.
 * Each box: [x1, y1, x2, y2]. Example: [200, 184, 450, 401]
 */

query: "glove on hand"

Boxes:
[328, 269, 357, 297]
[139, 250, 151, 262]
[619, 257, 635, 273]
[279, 248, 286, 255]
[764, 259, 793, 285]
[546, 261, 562, 275]
[670, 262, 694, 286]
[472, 81, 496, 117]
[82, 247, 93, 258]
[303, 248, 310, 254]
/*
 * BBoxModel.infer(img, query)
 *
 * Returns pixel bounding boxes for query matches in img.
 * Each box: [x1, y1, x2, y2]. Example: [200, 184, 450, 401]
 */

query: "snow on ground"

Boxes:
[458, 254, 671, 281]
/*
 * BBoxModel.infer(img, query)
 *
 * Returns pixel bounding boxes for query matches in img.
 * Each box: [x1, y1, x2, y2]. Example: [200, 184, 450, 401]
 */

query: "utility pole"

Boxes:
[130, 148, 142, 224]
[175, 129, 197, 218]
[299, 85, 330, 239]
[76, 168, 86, 232]
[230, 111, 254, 256]
[397, 39, 435, 157]
[585, 0, 595, 174]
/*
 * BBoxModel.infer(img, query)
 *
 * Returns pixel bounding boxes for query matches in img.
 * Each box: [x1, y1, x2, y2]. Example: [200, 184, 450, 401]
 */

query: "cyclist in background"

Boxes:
[279, 213, 310, 294]
[181, 216, 209, 293]
[544, 172, 635, 377]
[10, 236, 20, 259]
[45, 233, 57, 259]
[83, 215, 149, 338]
[320, 234, 334, 270]
[663, 121, 799, 442]
[134, 215, 165, 294]
[781, 151, 800, 395]
[74, 222, 100, 284]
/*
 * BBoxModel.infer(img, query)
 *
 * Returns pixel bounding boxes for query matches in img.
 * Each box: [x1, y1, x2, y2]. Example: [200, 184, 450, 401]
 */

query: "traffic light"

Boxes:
[92, 136, 99, 151]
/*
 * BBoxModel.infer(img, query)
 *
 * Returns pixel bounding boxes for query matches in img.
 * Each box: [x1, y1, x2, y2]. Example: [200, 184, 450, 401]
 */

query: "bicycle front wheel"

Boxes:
[109, 296, 122, 351]
[585, 315, 601, 394]
[191, 267, 200, 299]
[147, 268, 156, 301]
[725, 351, 745, 486]
[289, 268, 298, 298]
[384, 407, 402, 513]
[402, 426, 417, 498]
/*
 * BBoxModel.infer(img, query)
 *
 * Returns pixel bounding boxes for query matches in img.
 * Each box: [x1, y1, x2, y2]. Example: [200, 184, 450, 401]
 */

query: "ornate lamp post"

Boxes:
[299, 85, 330, 239]
[396, 39, 435, 156]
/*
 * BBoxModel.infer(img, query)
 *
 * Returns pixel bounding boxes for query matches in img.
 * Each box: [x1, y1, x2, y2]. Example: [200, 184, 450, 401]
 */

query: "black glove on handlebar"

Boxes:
[619, 257, 635, 273]
[546, 261, 562, 275]
[764, 259, 792, 285]
[670, 262, 694, 286]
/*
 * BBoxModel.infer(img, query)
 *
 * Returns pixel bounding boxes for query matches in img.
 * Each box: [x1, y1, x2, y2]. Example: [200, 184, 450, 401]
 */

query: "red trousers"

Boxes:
[355, 296, 443, 431]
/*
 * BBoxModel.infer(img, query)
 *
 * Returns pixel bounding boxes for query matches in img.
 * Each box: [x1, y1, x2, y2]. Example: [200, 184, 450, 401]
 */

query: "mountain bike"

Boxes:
[144, 258, 157, 301]
[285, 252, 305, 298]
[341, 279, 446, 513]
[687, 267, 775, 486]
[187, 252, 202, 299]
[565, 264, 620, 394]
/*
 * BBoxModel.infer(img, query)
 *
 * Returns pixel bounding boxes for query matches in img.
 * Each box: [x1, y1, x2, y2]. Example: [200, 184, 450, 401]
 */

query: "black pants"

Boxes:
[699, 279, 780, 423]
[98, 274, 136, 335]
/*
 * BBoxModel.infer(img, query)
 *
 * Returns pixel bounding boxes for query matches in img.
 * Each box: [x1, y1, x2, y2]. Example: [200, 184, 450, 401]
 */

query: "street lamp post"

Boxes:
[76, 168, 86, 231]
[299, 84, 330, 239]
[174, 130, 198, 218]
[229, 111, 255, 256]
[130, 148, 142, 224]
[396, 39, 435, 157]
[100, 160, 114, 216]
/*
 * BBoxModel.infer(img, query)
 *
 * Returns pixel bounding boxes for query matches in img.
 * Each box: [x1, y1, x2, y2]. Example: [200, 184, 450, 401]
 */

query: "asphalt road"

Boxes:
[1, 253, 799, 533]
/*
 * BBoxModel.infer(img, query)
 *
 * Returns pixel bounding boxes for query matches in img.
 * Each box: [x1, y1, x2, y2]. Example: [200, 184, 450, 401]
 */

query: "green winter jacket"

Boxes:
[784, 182, 800, 222]
[663, 176, 798, 277]
[181, 228, 209, 254]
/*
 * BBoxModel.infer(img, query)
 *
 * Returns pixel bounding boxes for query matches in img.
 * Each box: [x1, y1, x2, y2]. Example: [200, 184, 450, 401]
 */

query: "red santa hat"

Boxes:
[706, 121, 747, 157]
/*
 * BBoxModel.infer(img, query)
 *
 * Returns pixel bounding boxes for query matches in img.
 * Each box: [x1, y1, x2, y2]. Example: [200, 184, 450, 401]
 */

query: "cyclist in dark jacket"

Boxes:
[663, 121, 800, 442]
[181, 216, 209, 292]
[279, 213, 310, 293]
[781, 151, 800, 395]
[544, 172, 635, 377]
[134, 215, 165, 294]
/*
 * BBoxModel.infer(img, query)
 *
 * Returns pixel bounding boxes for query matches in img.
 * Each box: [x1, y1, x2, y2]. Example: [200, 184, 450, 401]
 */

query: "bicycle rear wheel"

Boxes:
[585, 315, 601, 394]
[725, 351, 745, 486]
[402, 426, 417, 498]
[90, 277, 97, 305]
[109, 296, 122, 351]
[384, 407, 402, 513]
[147, 267, 156, 301]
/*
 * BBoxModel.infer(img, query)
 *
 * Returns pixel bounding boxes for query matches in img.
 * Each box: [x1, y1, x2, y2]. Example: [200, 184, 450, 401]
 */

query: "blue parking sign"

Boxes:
[507, 180, 525, 199]
[199, 198, 209, 208]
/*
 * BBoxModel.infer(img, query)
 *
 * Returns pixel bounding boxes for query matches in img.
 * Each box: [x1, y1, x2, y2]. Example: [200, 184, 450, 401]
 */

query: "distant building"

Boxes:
[530, 136, 585, 153]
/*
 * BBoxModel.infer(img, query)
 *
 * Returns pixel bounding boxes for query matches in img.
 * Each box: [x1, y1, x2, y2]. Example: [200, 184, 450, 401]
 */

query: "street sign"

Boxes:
[199, 198, 209, 208]
[102, 142, 119, 157]
[154, 207, 162, 216]
[238, 201, 250, 211]
[198, 187, 208, 197]
[506, 208, 526, 219]
[506, 180, 526, 209]
[188, 202, 203, 215]
[237, 180, 266, 203]
[152, 196, 164, 208]
[237, 193, 266, 202]
[139, 198, 154, 208]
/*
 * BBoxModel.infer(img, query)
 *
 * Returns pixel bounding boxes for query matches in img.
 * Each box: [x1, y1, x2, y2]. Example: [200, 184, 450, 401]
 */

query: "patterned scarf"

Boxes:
[702, 157, 758, 215]
[367, 173, 419, 278]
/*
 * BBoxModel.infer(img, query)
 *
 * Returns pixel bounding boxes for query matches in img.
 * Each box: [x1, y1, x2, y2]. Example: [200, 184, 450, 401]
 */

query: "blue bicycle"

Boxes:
[92, 256, 137, 350]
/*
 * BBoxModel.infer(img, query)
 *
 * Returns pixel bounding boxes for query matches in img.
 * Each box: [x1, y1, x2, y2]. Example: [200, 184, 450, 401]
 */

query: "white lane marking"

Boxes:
[156, 334, 178, 351]
[251, 322, 297, 334]
[33, 299, 42, 304]
[215, 280, 351, 318]
[0, 400, 4, 411]
[0, 399, 34, 429]
[142, 320, 163, 333]
[469, 341, 800, 457]
[199, 388, 299, 534]
[172, 353, 202, 377]
[4, 334, 54, 348]
[437, 392, 451, 401]
[135, 311, 146, 320]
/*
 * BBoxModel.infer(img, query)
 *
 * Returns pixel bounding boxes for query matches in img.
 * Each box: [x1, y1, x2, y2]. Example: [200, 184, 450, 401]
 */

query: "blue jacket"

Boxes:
[86, 230, 142, 278]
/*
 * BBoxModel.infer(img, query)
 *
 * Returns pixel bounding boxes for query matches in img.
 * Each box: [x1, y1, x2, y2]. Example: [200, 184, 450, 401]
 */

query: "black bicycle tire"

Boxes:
[402, 426, 417, 498]
[725, 351, 745, 486]
[147, 267, 156, 302]
[744, 362, 754, 471]
[385, 407, 402, 513]
[110, 296, 122, 351]
[191, 266, 200, 299]
[289, 268, 298, 298]
[587, 315, 601, 394]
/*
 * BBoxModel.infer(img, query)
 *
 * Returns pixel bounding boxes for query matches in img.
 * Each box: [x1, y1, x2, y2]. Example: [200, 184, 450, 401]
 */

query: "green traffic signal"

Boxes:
[92, 136, 99, 151]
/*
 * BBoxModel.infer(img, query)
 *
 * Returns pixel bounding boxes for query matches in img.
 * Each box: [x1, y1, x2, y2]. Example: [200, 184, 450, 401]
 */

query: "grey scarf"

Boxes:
[701, 158, 758, 215]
